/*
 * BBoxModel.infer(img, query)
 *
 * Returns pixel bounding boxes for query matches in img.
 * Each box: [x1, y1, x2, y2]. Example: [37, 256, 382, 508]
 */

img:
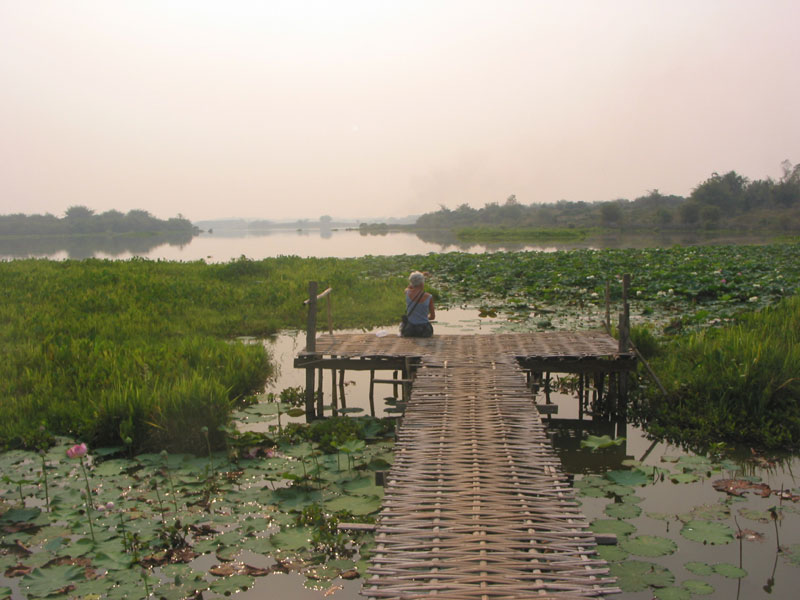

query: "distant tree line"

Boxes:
[0, 206, 199, 236]
[415, 161, 800, 231]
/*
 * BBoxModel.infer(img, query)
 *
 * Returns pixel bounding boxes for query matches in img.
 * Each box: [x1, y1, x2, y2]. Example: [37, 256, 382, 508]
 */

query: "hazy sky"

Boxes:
[2, 1, 799, 221]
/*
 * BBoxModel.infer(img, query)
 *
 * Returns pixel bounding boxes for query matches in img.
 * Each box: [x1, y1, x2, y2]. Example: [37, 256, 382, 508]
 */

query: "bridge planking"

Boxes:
[295, 331, 632, 598]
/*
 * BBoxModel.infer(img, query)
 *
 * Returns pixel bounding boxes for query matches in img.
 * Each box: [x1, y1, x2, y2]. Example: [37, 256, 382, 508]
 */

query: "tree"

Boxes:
[679, 201, 701, 225]
[600, 202, 623, 226]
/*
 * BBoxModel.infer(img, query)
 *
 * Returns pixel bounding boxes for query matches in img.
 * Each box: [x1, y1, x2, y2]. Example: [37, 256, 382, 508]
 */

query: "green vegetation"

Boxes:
[0, 206, 197, 236]
[454, 226, 590, 241]
[639, 295, 800, 449]
[0, 256, 405, 451]
[0, 413, 393, 596]
[414, 162, 800, 233]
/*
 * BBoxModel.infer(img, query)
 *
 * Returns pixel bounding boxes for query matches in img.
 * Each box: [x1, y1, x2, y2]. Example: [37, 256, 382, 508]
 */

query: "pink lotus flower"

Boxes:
[67, 443, 88, 459]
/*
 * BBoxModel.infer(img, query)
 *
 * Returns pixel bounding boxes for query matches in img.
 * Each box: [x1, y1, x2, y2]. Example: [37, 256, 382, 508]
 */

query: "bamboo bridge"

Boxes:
[294, 281, 635, 599]
[296, 332, 635, 599]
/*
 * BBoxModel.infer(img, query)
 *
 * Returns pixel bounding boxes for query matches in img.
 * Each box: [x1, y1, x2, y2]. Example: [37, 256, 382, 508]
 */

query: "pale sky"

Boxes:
[1, 1, 798, 222]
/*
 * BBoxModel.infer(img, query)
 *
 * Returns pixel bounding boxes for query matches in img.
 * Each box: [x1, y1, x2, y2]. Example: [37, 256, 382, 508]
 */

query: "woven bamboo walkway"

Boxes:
[298, 332, 628, 599]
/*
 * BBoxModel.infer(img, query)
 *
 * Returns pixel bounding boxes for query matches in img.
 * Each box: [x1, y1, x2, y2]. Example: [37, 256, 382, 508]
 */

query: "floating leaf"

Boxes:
[682, 579, 714, 595]
[606, 469, 650, 487]
[680, 520, 734, 545]
[589, 519, 636, 537]
[782, 544, 800, 567]
[738, 508, 771, 523]
[605, 503, 642, 519]
[21, 565, 85, 598]
[580, 435, 625, 451]
[269, 526, 313, 551]
[685, 561, 713, 576]
[669, 472, 699, 484]
[620, 535, 677, 558]
[609, 560, 674, 592]
[654, 587, 691, 600]
[604, 484, 635, 497]
[209, 574, 255, 595]
[596, 545, 628, 561]
[712, 563, 747, 578]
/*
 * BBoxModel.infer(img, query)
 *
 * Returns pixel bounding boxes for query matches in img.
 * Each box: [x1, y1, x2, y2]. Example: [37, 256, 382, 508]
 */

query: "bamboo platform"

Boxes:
[295, 331, 631, 598]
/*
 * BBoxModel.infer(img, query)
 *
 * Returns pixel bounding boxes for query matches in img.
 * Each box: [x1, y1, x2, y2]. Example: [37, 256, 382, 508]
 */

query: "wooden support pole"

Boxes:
[605, 280, 611, 333]
[326, 294, 333, 335]
[369, 369, 376, 417]
[304, 281, 318, 422]
[338, 369, 346, 408]
[392, 370, 399, 398]
[331, 365, 338, 417]
[316, 367, 324, 418]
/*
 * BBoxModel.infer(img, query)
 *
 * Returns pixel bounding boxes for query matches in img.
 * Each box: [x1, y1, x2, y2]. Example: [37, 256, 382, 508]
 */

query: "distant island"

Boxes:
[0, 206, 198, 237]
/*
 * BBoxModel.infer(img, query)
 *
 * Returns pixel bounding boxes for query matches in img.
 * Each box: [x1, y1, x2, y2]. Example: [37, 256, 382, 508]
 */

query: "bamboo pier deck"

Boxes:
[296, 332, 632, 599]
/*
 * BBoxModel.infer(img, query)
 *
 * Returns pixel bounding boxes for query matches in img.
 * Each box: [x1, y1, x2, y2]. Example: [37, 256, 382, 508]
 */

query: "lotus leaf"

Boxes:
[21, 565, 85, 598]
[680, 520, 734, 545]
[243, 536, 275, 553]
[0, 587, 10, 600]
[782, 544, 800, 567]
[596, 545, 629, 561]
[738, 508, 771, 523]
[589, 519, 636, 537]
[580, 435, 625, 451]
[712, 563, 747, 578]
[682, 579, 714, 595]
[604, 502, 641, 519]
[620, 535, 677, 557]
[606, 469, 650, 487]
[270, 526, 314, 551]
[654, 587, 691, 600]
[678, 503, 730, 522]
[0, 508, 41, 523]
[209, 574, 255, 594]
[609, 560, 674, 592]
[604, 484, 635, 497]
[325, 494, 381, 515]
[669, 473, 699, 484]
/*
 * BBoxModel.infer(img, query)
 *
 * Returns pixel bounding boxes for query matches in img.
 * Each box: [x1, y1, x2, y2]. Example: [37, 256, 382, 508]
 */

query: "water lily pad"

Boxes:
[325, 494, 381, 515]
[654, 587, 691, 600]
[605, 502, 642, 519]
[269, 526, 313, 551]
[680, 520, 734, 545]
[682, 579, 714, 595]
[712, 563, 747, 578]
[620, 535, 677, 557]
[604, 484, 635, 497]
[581, 435, 625, 451]
[609, 560, 674, 592]
[590, 519, 636, 537]
[678, 503, 730, 522]
[738, 508, 771, 523]
[606, 469, 650, 487]
[669, 472, 699, 484]
[782, 544, 800, 567]
[21, 565, 85, 598]
[209, 574, 255, 595]
[596, 545, 629, 561]
[684, 561, 715, 576]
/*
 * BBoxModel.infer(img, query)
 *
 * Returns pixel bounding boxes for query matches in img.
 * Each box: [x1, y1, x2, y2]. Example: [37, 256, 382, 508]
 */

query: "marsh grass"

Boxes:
[0, 257, 406, 451]
[641, 295, 800, 448]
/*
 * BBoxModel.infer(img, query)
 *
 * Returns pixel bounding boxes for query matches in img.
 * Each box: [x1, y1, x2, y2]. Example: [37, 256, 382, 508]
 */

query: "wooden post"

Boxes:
[338, 369, 346, 408]
[368, 369, 376, 417]
[617, 273, 631, 421]
[304, 281, 318, 421]
[392, 370, 399, 398]
[331, 366, 338, 417]
[316, 368, 324, 418]
[605, 280, 611, 333]
[327, 294, 333, 335]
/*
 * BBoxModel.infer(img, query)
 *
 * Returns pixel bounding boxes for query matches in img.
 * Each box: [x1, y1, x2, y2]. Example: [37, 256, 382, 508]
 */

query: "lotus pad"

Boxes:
[680, 520, 734, 545]
[620, 535, 677, 557]
[609, 560, 674, 592]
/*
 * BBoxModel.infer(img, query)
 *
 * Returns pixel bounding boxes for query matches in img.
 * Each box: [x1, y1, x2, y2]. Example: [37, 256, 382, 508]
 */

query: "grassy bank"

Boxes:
[0, 257, 407, 452]
[454, 226, 591, 242]
[637, 295, 800, 449]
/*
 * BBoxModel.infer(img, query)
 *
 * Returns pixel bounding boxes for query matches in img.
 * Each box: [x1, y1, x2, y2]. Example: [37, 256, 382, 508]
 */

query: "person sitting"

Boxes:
[402, 271, 435, 337]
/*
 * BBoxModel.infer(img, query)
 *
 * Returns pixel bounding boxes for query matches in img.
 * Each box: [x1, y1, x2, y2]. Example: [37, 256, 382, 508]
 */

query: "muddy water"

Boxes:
[258, 307, 800, 599]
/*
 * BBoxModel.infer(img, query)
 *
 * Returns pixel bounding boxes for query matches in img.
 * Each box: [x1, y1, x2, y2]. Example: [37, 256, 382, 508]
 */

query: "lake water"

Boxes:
[0, 228, 781, 262]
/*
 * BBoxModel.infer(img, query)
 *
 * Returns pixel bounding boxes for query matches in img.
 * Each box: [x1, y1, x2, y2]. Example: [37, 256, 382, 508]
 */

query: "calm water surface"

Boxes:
[0, 229, 782, 261]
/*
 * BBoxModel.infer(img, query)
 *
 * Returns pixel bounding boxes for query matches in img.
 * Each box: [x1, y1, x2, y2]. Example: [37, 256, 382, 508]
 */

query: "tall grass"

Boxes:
[0, 256, 408, 451]
[641, 295, 800, 449]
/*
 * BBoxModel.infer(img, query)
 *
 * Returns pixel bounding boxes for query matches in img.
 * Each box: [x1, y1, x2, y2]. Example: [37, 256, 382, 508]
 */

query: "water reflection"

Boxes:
[0, 230, 195, 260]
[0, 228, 781, 262]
